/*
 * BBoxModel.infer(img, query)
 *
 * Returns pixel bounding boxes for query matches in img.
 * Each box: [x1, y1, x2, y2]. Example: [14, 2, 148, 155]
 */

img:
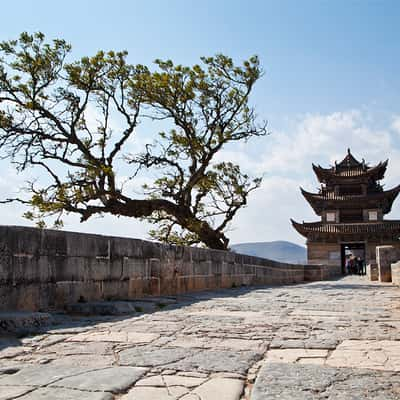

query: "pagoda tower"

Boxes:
[291, 149, 400, 272]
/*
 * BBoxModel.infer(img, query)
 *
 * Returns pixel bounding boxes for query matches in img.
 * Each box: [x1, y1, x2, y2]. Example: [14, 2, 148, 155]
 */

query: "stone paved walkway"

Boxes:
[1, 276, 400, 399]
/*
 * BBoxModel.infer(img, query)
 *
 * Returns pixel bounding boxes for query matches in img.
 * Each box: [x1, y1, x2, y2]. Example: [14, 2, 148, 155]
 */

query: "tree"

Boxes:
[0, 32, 267, 250]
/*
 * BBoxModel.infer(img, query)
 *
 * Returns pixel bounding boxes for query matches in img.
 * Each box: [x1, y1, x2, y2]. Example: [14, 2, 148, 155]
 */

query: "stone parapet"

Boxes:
[304, 264, 341, 281]
[0, 226, 340, 312]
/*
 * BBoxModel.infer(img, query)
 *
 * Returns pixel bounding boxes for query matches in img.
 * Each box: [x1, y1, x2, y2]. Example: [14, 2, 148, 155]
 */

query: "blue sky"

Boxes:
[1, 1, 400, 245]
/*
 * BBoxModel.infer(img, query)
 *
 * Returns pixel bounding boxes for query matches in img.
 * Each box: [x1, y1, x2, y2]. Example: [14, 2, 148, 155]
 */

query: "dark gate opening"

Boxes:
[340, 242, 366, 274]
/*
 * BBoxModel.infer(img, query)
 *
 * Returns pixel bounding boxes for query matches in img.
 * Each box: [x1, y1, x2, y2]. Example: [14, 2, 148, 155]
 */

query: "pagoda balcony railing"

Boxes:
[300, 220, 400, 234]
[315, 192, 387, 201]
[334, 168, 366, 177]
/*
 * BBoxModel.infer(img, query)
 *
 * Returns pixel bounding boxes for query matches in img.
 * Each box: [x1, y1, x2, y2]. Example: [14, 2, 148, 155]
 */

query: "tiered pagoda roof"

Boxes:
[291, 149, 400, 241]
[300, 185, 400, 215]
[291, 219, 400, 241]
[312, 149, 388, 183]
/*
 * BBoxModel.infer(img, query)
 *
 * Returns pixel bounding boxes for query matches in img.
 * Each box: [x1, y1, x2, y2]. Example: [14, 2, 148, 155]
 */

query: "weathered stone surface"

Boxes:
[121, 386, 188, 399]
[252, 363, 400, 400]
[189, 378, 244, 400]
[376, 245, 397, 282]
[44, 354, 115, 367]
[0, 386, 35, 400]
[39, 340, 113, 355]
[1, 276, 400, 399]
[136, 374, 207, 388]
[119, 347, 196, 367]
[326, 340, 400, 371]
[0, 365, 93, 386]
[366, 262, 378, 281]
[266, 349, 329, 364]
[167, 350, 261, 374]
[163, 374, 208, 387]
[17, 388, 113, 400]
[49, 366, 148, 393]
[391, 261, 400, 285]
[66, 330, 159, 344]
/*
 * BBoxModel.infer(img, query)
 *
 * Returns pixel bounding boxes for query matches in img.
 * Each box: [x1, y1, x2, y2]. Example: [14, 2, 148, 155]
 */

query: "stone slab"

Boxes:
[49, 366, 148, 393]
[0, 386, 35, 400]
[119, 347, 196, 367]
[66, 330, 159, 344]
[326, 339, 400, 371]
[167, 350, 261, 374]
[252, 362, 400, 400]
[189, 377, 244, 400]
[17, 388, 113, 400]
[0, 365, 94, 386]
[265, 348, 329, 364]
[121, 386, 188, 399]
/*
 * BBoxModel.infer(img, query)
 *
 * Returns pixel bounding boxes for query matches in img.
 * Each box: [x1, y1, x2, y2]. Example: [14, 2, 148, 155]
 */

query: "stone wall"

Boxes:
[304, 264, 342, 281]
[0, 226, 338, 312]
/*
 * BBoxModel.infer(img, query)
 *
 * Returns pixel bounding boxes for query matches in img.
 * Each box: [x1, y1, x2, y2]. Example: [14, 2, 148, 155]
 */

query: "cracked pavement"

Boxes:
[1, 276, 400, 399]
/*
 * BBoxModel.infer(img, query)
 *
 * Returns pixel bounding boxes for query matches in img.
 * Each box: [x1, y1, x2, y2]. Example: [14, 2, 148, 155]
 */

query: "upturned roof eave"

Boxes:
[300, 187, 322, 215]
[291, 219, 400, 236]
[299, 183, 400, 215]
[290, 218, 309, 238]
[312, 160, 388, 183]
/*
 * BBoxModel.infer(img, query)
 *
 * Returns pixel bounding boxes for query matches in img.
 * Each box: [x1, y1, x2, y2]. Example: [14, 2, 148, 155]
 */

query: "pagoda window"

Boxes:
[339, 185, 362, 196]
[368, 210, 378, 221]
[326, 212, 336, 222]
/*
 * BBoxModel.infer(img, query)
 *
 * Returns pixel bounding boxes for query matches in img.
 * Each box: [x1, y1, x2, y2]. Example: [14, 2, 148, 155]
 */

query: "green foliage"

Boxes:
[0, 32, 266, 250]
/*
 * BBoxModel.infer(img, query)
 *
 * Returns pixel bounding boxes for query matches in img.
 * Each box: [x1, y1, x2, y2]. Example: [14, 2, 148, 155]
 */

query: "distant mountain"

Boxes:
[231, 241, 307, 264]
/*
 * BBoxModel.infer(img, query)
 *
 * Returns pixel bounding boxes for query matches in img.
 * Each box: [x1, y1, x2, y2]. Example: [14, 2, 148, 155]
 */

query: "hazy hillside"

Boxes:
[231, 241, 307, 264]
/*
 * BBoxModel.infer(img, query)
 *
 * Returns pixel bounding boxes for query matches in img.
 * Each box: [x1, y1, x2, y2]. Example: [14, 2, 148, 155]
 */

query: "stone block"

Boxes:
[376, 245, 396, 282]
[65, 232, 110, 258]
[122, 258, 149, 280]
[366, 262, 378, 281]
[391, 261, 400, 286]
[194, 260, 212, 276]
[0, 226, 41, 256]
[54, 256, 87, 282]
[111, 237, 145, 258]
[55, 281, 103, 307]
[40, 229, 68, 256]
[128, 276, 153, 298]
[109, 258, 123, 280]
[102, 281, 129, 301]
[10, 254, 40, 283]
